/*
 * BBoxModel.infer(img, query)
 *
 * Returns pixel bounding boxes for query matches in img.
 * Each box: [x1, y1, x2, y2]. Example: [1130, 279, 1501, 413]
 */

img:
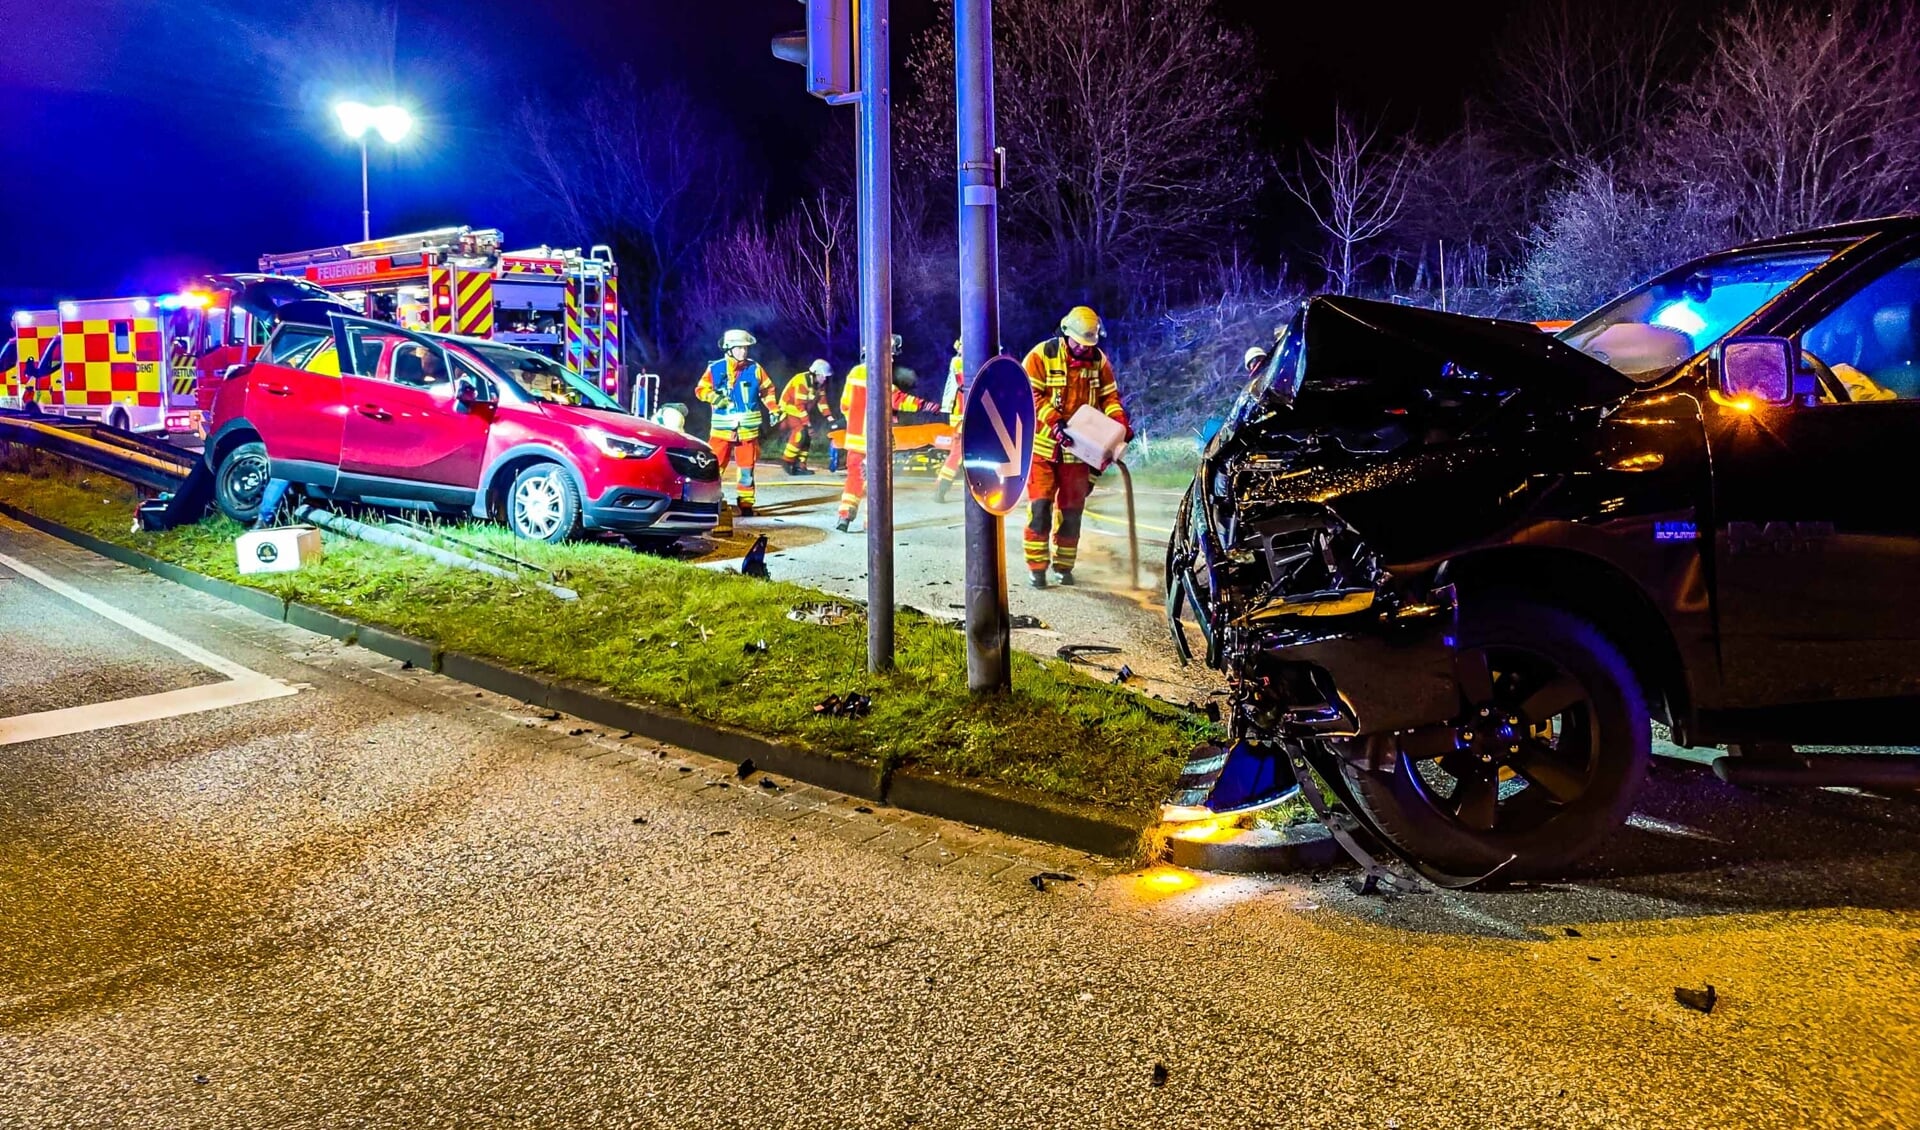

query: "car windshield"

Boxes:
[468, 342, 624, 411]
[1557, 247, 1842, 381]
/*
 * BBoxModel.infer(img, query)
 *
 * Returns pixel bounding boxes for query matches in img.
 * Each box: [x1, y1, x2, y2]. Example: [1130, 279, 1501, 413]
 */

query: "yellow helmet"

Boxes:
[1060, 306, 1103, 347]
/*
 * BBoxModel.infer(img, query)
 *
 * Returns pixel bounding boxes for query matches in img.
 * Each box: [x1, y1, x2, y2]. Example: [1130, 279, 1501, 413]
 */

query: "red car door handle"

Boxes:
[260, 383, 292, 396]
[356, 404, 391, 421]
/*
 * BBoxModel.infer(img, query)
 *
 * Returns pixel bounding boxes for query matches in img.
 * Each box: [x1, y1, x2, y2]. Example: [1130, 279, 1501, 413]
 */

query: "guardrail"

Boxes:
[0, 409, 195, 492]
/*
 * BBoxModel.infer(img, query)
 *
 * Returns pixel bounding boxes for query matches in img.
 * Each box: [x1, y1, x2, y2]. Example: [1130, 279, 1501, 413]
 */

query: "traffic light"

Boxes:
[772, 0, 855, 100]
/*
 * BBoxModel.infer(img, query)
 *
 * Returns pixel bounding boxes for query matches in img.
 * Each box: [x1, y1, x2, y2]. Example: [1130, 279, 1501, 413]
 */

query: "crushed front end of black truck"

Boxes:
[1163, 295, 1636, 880]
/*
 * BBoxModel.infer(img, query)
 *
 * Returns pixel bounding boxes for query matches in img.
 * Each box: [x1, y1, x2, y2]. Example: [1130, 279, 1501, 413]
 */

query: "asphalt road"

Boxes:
[2, 516, 1918, 1129]
[690, 459, 1219, 704]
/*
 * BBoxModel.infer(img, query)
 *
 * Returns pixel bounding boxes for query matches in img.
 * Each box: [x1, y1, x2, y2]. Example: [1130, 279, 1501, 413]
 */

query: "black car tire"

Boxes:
[214, 440, 271, 524]
[505, 462, 582, 543]
[1340, 598, 1649, 881]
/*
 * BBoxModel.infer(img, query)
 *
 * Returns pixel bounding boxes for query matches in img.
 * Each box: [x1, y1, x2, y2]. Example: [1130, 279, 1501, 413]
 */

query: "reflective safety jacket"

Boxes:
[696, 358, 778, 440]
[940, 355, 965, 428]
[840, 363, 928, 454]
[780, 372, 830, 421]
[1022, 337, 1129, 463]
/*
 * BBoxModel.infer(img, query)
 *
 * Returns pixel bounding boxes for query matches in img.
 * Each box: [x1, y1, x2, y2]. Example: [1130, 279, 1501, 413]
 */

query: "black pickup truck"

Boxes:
[1166, 217, 1920, 882]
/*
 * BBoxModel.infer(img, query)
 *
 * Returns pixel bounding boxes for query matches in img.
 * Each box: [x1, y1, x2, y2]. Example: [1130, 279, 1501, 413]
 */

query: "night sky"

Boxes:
[0, 0, 1538, 311]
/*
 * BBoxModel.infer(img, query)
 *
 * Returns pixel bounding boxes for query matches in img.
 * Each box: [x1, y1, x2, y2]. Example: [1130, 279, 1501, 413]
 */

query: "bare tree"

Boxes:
[904, 0, 1265, 287]
[1286, 108, 1415, 296]
[517, 74, 744, 365]
[1519, 161, 1733, 319]
[1493, 0, 1688, 167]
[696, 192, 854, 360]
[1395, 105, 1538, 294]
[1657, 0, 1920, 239]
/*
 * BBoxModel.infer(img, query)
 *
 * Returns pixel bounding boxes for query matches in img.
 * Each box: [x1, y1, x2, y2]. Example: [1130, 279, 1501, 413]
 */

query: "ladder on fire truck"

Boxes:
[256, 226, 625, 396]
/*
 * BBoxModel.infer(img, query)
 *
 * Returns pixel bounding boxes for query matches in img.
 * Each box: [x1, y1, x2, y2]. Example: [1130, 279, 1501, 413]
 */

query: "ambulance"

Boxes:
[256, 226, 629, 401]
[2, 275, 350, 439]
[0, 297, 181, 434]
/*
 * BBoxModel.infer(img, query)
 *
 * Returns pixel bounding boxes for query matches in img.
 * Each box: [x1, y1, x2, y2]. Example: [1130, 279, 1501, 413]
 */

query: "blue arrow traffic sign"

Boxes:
[961, 355, 1036, 516]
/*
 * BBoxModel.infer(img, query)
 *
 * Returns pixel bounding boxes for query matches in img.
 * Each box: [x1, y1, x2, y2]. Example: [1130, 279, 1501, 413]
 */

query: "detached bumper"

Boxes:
[1251, 591, 1458, 738]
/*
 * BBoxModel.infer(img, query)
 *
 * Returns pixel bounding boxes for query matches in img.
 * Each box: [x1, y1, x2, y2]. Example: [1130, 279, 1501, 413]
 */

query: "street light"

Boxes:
[334, 101, 413, 242]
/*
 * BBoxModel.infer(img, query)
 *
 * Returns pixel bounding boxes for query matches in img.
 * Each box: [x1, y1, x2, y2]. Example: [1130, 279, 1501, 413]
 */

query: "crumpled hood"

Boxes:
[1212, 296, 1635, 461]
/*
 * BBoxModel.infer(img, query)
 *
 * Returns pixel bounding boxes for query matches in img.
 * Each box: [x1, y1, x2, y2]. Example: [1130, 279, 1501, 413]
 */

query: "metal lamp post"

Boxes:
[334, 101, 413, 242]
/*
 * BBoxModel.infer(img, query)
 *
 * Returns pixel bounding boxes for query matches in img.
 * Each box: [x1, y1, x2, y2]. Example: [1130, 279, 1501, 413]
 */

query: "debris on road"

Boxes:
[812, 693, 872, 718]
[1113, 664, 1134, 685]
[742, 534, 771, 579]
[787, 601, 857, 627]
[759, 778, 779, 790]
[1057, 644, 1123, 664]
[744, 639, 769, 654]
[1011, 614, 1048, 630]
[1675, 985, 1718, 1014]
[736, 758, 756, 779]
[1029, 871, 1076, 892]
[1151, 1064, 1169, 1087]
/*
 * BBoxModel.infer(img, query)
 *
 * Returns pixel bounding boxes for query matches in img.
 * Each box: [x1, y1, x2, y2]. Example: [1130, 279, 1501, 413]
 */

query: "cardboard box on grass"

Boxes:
[237, 526, 323, 574]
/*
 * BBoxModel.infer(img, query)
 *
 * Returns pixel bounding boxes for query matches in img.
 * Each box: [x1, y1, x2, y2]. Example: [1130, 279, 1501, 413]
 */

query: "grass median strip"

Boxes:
[0, 461, 1210, 813]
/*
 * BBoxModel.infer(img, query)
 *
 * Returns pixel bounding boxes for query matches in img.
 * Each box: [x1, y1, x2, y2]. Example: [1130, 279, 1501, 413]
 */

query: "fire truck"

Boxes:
[2, 275, 350, 439]
[255, 226, 629, 399]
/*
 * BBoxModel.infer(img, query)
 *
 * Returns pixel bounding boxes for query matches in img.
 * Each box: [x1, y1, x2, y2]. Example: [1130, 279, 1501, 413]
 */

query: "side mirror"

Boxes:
[1717, 336, 1794, 405]
[455, 376, 495, 408]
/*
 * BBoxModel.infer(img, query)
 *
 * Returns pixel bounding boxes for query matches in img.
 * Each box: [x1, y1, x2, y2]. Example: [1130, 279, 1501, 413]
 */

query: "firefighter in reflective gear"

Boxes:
[694, 329, 779, 515]
[780, 359, 834, 475]
[1022, 306, 1130, 587]
[836, 335, 928, 532]
[933, 339, 967, 503]
[1244, 346, 1269, 375]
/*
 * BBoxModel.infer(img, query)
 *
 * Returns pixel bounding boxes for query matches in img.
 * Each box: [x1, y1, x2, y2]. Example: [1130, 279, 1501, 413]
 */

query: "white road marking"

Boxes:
[0, 549, 297, 746]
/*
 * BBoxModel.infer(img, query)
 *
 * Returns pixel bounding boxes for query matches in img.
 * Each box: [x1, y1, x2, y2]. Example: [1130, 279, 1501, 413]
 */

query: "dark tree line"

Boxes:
[516, 0, 1920, 442]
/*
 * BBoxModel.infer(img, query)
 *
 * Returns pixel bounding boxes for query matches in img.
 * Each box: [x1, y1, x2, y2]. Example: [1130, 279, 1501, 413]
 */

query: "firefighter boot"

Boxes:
[1028, 569, 1048, 589]
[934, 478, 952, 504]
[784, 458, 800, 475]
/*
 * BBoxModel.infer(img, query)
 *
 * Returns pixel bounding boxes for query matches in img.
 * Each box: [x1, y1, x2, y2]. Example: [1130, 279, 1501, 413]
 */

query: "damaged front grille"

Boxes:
[1226, 508, 1381, 618]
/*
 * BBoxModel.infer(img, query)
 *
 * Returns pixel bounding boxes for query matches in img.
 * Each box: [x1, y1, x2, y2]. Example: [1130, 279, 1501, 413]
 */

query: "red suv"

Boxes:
[204, 313, 721, 543]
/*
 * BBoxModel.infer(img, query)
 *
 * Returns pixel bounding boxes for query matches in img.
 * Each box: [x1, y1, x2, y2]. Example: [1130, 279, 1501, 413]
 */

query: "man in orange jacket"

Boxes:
[1021, 306, 1130, 587]
[933, 339, 966, 504]
[836, 335, 928, 532]
[779, 359, 834, 475]
[694, 329, 779, 515]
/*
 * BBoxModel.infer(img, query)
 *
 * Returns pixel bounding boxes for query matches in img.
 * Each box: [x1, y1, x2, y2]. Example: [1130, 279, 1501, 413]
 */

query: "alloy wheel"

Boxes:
[1394, 645, 1599, 834]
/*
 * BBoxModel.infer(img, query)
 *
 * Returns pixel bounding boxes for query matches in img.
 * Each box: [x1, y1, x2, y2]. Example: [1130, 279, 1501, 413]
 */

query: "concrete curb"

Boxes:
[1166, 823, 1345, 873]
[0, 501, 1157, 860]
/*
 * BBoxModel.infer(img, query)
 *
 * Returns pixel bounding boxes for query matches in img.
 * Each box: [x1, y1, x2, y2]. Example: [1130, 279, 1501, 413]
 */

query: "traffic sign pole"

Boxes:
[956, 0, 1010, 693]
[856, 0, 895, 673]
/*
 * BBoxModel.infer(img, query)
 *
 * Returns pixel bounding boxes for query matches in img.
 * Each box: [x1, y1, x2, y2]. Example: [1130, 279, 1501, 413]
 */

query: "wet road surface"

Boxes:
[1, 516, 1916, 1129]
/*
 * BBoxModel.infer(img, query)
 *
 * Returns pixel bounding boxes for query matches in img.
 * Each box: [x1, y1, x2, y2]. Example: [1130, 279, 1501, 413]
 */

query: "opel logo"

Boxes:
[695, 451, 716, 470]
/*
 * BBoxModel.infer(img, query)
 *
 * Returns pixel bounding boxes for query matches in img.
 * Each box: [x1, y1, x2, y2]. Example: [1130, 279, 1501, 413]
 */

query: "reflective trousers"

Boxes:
[837, 451, 868, 524]
[1024, 460, 1093, 575]
[781, 418, 814, 464]
[936, 431, 964, 484]
[710, 433, 760, 507]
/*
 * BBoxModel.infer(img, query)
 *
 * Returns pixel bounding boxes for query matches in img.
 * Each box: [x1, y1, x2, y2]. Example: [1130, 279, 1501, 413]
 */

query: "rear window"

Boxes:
[263, 324, 330, 368]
